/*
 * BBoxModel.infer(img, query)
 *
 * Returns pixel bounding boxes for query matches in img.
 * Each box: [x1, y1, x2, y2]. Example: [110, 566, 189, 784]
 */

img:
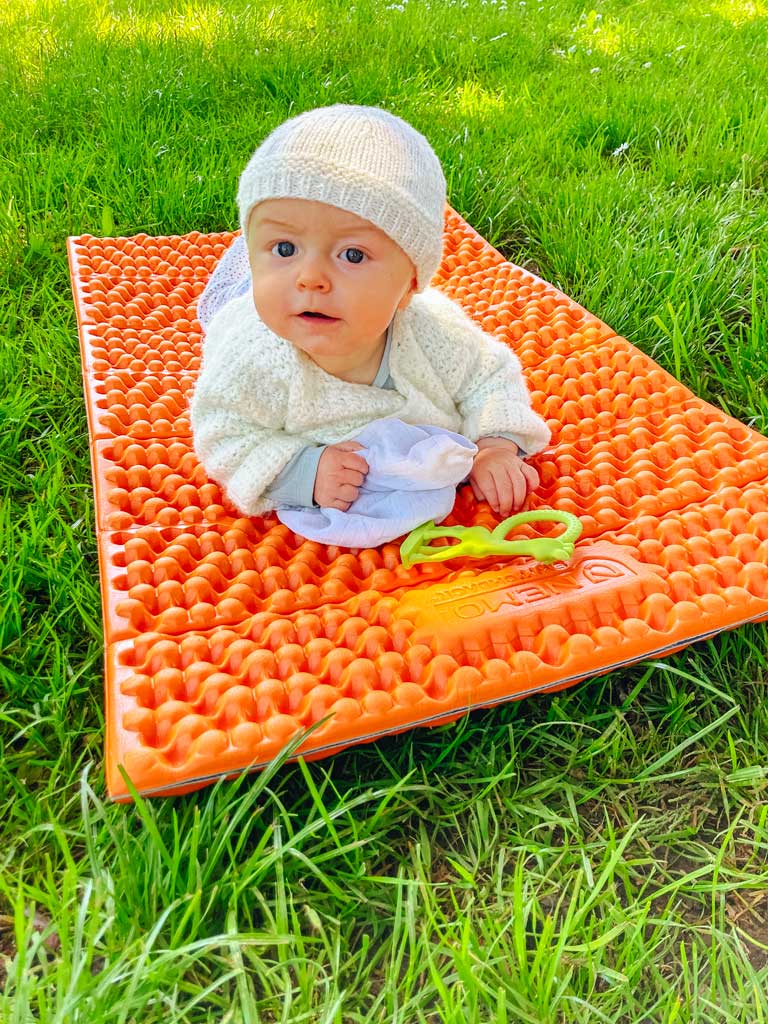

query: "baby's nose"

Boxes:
[296, 257, 331, 292]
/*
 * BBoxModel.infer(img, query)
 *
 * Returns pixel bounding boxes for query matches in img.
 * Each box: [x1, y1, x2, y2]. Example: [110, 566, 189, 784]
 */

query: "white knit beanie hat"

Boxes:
[237, 105, 446, 291]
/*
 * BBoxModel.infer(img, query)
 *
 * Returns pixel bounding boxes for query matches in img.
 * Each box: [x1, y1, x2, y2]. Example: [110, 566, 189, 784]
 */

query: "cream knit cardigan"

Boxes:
[190, 287, 551, 516]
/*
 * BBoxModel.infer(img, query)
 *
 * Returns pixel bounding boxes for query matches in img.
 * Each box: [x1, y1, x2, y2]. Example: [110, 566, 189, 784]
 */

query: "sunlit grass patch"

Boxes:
[453, 81, 508, 119]
[706, 0, 768, 24]
[570, 9, 633, 57]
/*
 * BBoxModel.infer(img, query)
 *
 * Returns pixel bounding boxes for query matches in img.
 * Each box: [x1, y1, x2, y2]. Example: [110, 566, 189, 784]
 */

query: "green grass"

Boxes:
[2, 0, 768, 1019]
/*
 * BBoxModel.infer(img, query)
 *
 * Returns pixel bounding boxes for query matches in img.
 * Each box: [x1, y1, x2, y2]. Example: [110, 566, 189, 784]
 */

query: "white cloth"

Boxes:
[278, 419, 476, 547]
[196, 236, 251, 331]
[190, 285, 551, 516]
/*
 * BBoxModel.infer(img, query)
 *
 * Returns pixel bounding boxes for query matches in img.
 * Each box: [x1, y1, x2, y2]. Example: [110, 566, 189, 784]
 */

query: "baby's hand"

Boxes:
[314, 441, 369, 511]
[469, 437, 540, 518]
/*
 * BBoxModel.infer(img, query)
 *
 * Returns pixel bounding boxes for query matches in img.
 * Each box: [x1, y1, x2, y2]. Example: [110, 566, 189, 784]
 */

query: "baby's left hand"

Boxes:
[469, 437, 540, 517]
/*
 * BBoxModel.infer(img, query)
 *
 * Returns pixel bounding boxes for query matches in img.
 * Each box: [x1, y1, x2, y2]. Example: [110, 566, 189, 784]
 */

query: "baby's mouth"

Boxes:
[298, 311, 339, 322]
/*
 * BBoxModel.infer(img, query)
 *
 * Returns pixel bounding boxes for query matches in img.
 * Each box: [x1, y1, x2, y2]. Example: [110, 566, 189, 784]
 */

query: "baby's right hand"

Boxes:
[313, 441, 369, 511]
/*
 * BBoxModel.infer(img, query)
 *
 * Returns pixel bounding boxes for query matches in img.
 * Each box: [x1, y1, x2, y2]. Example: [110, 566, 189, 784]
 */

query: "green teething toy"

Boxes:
[400, 510, 583, 569]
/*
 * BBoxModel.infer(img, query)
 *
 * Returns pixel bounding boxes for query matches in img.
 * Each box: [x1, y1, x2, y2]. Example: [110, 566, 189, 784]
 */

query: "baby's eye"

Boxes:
[272, 241, 296, 257]
[341, 247, 366, 264]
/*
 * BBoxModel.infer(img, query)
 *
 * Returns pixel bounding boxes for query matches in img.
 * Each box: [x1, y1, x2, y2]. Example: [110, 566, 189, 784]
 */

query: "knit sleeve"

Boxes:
[418, 290, 551, 454]
[190, 310, 311, 516]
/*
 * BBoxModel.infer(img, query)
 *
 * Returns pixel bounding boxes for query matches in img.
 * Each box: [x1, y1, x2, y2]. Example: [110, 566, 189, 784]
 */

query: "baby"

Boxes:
[191, 105, 550, 542]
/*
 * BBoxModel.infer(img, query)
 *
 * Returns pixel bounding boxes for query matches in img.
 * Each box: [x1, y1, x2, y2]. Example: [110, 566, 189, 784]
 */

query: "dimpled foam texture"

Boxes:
[68, 209, 768, 800]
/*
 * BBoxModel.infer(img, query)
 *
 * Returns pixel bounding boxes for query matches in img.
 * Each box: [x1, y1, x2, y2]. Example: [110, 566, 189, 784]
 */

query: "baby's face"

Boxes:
[247, 198, 416, 380]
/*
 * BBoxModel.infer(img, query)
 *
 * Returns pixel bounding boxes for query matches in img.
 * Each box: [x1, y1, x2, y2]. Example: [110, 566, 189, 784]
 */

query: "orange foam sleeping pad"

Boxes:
[68, 208, 768, 800]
